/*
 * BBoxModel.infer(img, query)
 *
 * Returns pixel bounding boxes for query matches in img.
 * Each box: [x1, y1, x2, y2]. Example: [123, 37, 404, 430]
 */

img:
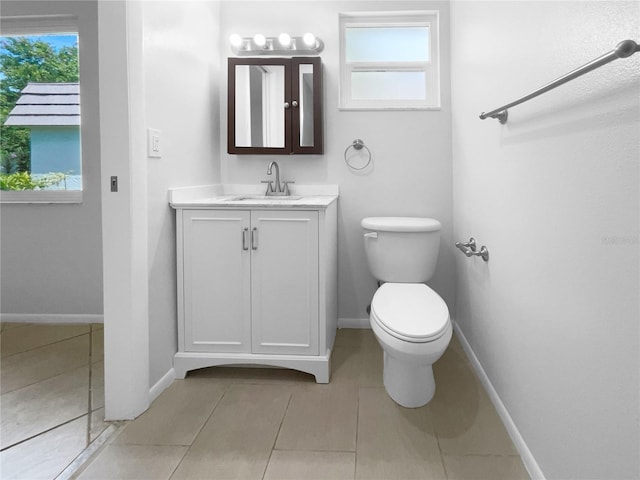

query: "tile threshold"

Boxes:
[55, 421, 127, 480]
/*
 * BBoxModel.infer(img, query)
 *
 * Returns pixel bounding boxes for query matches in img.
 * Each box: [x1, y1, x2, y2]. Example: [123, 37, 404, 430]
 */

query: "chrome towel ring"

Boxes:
[344, 139, 372, 170]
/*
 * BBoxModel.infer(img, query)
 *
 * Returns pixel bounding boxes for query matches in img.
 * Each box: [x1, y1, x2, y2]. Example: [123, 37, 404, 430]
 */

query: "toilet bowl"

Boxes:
[370, 283, 451, 407]
[361, 217, 451, 408]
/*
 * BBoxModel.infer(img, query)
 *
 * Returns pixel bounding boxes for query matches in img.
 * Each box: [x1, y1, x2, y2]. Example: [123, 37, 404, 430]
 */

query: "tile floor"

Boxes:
[0, 322, 108, 480]
[72, 328, 530, 480]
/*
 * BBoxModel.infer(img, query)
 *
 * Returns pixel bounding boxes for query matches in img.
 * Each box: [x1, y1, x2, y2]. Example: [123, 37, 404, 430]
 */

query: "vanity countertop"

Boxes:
[169, 184, 338, 209]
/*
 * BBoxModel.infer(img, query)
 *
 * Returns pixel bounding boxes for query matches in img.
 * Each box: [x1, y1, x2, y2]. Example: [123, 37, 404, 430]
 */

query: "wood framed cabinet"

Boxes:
[173, 201, 337, 383]
[228, 57, 323, 155]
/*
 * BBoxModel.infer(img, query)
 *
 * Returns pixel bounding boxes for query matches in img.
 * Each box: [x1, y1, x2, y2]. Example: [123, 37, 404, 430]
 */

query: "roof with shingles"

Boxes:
[4, 82, 80, 126]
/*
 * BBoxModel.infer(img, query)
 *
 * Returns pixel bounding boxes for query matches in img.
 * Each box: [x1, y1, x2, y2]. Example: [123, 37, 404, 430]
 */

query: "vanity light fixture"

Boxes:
[229, 32, 324, 55]
[253, 33, 266, 47]
[278, 33, 292, 47]
[302, 32, 317, 47]
[229, 33, 243, 48]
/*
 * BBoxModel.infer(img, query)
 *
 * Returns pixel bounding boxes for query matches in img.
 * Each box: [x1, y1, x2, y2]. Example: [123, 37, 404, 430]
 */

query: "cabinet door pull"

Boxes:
[242, 227, 249, 250]
[251, 227, 258, 250]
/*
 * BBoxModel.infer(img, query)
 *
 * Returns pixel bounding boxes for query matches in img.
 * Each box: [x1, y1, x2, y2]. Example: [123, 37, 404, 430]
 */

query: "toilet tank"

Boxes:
[361, 217, 441, 283]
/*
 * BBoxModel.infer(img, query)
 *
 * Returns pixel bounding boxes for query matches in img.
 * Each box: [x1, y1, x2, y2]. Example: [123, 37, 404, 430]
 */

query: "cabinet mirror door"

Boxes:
[228, 58, 291, 154]
[292, 57, 322, 154]
[293, 62, 319, 151]
[230, 60, 289, 152]
[298, 64, 314, 147]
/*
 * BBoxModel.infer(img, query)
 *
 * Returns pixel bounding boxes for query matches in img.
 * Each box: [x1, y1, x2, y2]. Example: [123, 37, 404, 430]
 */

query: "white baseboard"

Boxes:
[338, 317, 371, 329]
[452, 320, 545, 480]
[0, 313, 104, 324]
[149, 367, 175, 405]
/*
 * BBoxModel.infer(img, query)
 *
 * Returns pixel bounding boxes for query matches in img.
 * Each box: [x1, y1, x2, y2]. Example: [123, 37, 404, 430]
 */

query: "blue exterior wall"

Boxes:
[30, 126, 81, 175]
[30, 126, 82, 190]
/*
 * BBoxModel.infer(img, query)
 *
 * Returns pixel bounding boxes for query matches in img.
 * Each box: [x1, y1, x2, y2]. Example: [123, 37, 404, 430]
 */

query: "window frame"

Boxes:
[339, 11, 441, 111]
[0, 15, 83, 204]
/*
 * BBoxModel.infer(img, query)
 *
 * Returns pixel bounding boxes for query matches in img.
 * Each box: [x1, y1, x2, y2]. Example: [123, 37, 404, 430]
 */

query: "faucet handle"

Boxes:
[282, 180, 295, 196]
[261, 180, 274, 194]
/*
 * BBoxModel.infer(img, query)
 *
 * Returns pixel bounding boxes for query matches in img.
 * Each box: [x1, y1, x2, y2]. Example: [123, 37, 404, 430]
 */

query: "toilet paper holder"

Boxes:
[455, 237, 489, 261]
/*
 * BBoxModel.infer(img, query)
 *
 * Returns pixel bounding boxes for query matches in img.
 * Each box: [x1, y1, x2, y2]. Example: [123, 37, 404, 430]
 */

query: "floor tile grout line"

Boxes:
[261, 389, 294, 480]
[434, 423, 450, 479]
[165, 444, 191, 480]
[0, 329, 92, 360]
[0, 412, 90, 452]
[272, 446, 357, 453]
[167, 381, 231, 480]
[101, 440, 194, 447]
[0, 332, 94, 394]
[0, 360, 92, 398]
[0, 322, 43, 335]
[57, 421, 128, 480]
[443, 453, 527, 458]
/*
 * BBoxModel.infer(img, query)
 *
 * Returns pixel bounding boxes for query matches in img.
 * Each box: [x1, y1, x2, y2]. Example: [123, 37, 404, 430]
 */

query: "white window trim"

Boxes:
[339, 11, 441, 111]
[0, 190, 82, 204]
[1, 15, 83, 204]
[1, 15, 78, 35]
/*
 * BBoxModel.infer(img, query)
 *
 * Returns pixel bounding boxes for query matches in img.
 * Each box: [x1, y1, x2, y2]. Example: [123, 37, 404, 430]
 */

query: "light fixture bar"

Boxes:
[229, 34, 324, 55]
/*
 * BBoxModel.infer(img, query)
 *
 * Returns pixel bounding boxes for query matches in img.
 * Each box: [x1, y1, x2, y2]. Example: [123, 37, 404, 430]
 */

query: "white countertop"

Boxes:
[169, 184, 339, 209]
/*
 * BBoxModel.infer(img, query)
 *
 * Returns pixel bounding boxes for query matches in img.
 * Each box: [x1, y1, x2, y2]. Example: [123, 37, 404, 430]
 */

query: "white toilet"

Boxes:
[362, 217, 452, 408]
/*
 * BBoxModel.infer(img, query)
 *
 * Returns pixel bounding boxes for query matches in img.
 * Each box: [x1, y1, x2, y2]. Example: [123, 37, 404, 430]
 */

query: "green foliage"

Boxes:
[0, 36, 79, 172]
[0, 134, 30, 173]
[0, 171, 67, 191]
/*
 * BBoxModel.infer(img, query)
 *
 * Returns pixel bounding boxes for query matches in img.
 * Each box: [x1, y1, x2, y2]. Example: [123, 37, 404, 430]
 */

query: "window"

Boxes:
[339, 11, 440, 110]
[0, 16, 82, 203]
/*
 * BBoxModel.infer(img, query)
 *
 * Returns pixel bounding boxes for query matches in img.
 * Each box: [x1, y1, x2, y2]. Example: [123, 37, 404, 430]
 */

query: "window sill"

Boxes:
[338, 105, 442, 111]
[0, 190, 83, 204]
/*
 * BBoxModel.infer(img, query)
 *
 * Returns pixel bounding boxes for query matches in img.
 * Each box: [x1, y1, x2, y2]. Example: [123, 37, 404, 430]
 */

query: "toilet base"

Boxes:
[383, 351, 436, 408]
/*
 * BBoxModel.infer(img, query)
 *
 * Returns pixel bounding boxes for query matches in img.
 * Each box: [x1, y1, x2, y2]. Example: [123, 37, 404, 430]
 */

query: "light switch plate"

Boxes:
[147, 128, 162, 158]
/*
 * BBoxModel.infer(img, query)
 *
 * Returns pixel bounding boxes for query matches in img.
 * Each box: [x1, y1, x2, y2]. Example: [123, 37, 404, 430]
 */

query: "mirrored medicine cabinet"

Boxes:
[228, 57, 323, 155]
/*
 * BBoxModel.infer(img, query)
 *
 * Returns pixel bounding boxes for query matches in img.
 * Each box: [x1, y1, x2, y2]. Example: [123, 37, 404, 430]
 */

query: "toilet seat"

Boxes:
[371, 283, 450, 343]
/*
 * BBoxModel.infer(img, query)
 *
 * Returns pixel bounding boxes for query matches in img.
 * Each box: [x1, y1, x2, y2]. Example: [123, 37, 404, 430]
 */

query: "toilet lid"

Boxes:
[361, 217, 441, 233]
[371, 283, 450, 342]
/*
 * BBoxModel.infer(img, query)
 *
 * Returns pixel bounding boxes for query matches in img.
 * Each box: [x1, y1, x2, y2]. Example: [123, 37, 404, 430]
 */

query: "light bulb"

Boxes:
[229, 34, 243, 48]
[302, 32, 316, 47]
[278, 33, 291, 47]
[253, 34, 266, 47]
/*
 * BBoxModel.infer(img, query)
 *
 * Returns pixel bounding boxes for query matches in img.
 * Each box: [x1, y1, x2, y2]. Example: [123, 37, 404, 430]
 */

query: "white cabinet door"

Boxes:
[182, 210, 251, 352]
[250, 210, 319, 355]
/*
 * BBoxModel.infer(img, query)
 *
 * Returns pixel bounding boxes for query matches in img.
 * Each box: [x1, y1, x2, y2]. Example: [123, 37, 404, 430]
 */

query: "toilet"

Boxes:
[362, 217, 451, 408]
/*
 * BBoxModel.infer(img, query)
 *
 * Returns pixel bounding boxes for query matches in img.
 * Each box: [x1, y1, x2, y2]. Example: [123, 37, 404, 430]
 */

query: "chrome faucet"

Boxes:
[263, 161, 294, 196]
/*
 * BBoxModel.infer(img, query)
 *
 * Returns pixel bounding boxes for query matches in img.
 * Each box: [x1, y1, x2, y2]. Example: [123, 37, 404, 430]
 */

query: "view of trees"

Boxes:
[0, 36, 79, 178]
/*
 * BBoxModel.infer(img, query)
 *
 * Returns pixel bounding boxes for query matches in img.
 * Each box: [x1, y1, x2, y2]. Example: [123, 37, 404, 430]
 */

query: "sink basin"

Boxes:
[225, 195, 303, 201]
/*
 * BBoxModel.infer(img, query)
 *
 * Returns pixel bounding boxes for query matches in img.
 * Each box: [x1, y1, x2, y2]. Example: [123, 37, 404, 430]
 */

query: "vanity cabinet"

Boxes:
[228, 57, 323, 155]
[173, 201, 337, 383]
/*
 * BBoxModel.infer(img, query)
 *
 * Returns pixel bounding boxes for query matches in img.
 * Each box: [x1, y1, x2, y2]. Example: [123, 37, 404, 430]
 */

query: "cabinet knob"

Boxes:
[292, 100, 299, 108]
[284, 102, 290, 109]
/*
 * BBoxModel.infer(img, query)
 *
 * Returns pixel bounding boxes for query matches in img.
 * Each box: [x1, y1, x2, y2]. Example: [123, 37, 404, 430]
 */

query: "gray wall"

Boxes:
[450, 1, 639, 478]
[219, 0, 455, 324]
[0, 0, 102, 318]
[143, 1, 221, 386]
